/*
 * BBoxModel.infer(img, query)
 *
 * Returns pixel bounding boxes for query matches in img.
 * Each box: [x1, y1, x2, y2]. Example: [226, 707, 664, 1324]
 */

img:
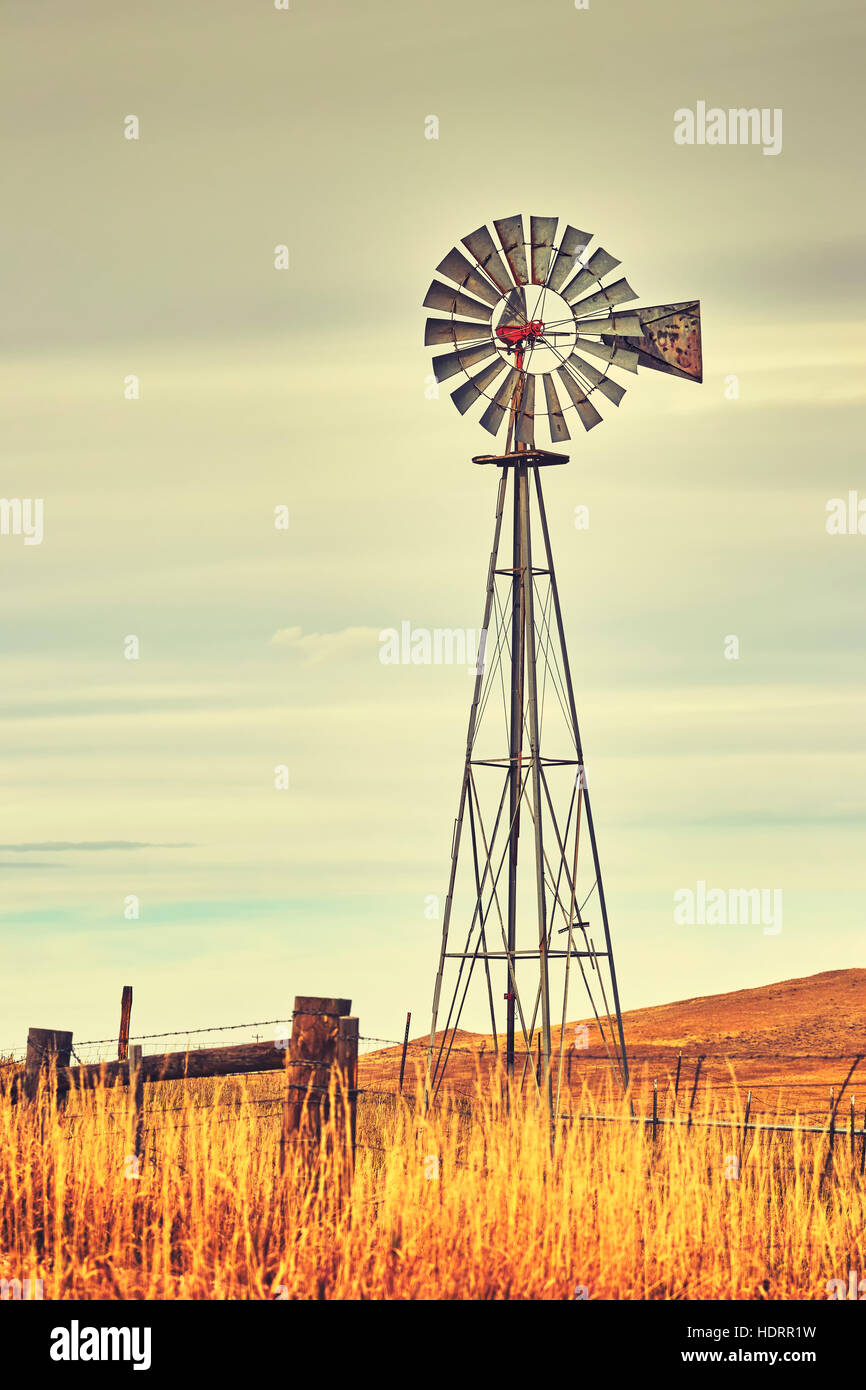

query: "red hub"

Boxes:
[496, 319, 545, 371]
[496, 320, 545, 350]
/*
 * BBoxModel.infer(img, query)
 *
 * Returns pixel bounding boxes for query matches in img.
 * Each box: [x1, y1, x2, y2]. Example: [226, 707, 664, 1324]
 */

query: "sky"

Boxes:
[1, 0, 864, 1058]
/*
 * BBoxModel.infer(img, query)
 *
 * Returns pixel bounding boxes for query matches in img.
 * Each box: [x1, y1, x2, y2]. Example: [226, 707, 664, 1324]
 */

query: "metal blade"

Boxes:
[423, 279, 493, 322]
[571, 277, 638, 320]
[563, 352, 626, 406]
[424, 318, 494, 346]
[450, 359, 507, 415]
[562, 248, 622, 303]
[515, 373, 535, 445]
[435, 247, 502, 307]
[530, 216, 558, 285]
[479, 367, 520, 436]
[493, 215, 529, 285]
[574, 337, 639, 373]
[624, 301, 703, 382]
[555, 367, 604, 431]
[432, 341, 498, 383]
[496, 285, 527, 328]
[571, 312, 642, 337]
[542, 373, 570, 443]
[547, 225, 593, 293]
[462, 225, 514, 294]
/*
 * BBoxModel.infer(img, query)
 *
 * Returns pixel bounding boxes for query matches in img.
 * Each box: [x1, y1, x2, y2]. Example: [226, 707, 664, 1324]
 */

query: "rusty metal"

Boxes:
[423, 278, 493, 322]
[547, 224, 592, 292]
[541, 374, 570, 443]
[504, 364, 525, 453]
[555, 367, 603, 431]
[462, 224, 515, 293]
[493, 214, 529, 285]
[436, 246, 502, 306]
[562, 247, 621, 303]
[471, 447, 569, 467]
[424, 317, 492, 346]
[432, 341, 497, 383]
[529, 215, 558, 284]
[515, 375, 536, 445]
[572, 311, 642, 337]
[575, 336, 639, 373]
[479, 367, 520, 435]
[627, 301, 703, 382]
[565, 352, 626, 406]
[451, 358, 507, 415]
[570, 276, 637, 319]
[496, 284, 527, 328]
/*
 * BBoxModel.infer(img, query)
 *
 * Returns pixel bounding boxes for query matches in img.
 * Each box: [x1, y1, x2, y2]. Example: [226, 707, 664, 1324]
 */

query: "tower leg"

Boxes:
[506, 466, 524, 1081]
[425, 469, 508, 1105]
[518, 464, 553, 1114]
[532, 468, 629, 1089]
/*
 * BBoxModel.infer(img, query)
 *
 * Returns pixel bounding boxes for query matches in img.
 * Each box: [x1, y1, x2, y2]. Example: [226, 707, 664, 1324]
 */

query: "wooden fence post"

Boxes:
[23, 1027, 73, 1109]
[282, 996, 351, 1163]
[738, 1089, 752, 1170]
[829, 1087, 835, 1154]
[398, 1012, 411, 1094]
[118, 986, 133, 1061]
[687, 1054, 704, 1130]
[129, 1044, 144, 1170]
[337, 1017, 359, 1165]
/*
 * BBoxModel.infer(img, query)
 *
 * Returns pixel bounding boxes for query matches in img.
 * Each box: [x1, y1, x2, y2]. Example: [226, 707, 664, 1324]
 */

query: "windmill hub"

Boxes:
[491, 285, 577, 376]
[495, 320, 545, 370]
[496, 320, 545, 348]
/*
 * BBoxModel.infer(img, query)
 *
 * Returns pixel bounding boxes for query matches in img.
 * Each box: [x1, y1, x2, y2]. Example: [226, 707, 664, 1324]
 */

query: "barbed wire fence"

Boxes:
[3, 1016, 865, 1150]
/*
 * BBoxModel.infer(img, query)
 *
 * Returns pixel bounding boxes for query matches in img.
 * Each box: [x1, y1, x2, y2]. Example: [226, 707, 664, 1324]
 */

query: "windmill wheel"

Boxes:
[423, 213, 701, 448]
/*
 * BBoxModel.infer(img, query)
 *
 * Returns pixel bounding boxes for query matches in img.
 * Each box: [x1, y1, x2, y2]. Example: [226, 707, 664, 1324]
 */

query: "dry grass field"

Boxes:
[1, 1055, 863, 1300]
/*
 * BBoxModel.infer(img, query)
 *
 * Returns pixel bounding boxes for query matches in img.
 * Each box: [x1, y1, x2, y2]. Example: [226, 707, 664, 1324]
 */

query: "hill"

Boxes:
[359, 968, 866, 1122]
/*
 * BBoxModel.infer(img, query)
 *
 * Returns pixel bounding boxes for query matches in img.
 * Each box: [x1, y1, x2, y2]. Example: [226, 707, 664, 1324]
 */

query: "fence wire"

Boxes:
[4, 1017, 865, 1144]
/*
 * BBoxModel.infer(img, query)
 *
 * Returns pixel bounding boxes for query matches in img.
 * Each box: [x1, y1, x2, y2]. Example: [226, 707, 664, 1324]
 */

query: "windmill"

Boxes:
[422, 214, 702, 1115]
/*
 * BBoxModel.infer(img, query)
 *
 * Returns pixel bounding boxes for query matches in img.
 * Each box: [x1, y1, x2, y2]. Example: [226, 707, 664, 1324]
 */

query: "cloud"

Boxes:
[0, 842, 194, 852]
[268, 625, 380, 664]
[0, 862, 62, 870]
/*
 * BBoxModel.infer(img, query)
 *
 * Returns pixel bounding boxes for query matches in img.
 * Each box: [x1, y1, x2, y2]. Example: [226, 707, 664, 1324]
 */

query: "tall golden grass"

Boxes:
[0, 1063, 862, 1300]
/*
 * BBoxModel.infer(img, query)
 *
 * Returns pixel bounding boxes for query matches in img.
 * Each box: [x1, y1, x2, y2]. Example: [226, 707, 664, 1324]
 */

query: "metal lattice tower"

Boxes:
[422, 214, 702, 1113]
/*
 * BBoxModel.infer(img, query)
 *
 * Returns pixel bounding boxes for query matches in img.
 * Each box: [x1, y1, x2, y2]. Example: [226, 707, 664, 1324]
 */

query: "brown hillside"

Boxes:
[360, 968, 866, 1123]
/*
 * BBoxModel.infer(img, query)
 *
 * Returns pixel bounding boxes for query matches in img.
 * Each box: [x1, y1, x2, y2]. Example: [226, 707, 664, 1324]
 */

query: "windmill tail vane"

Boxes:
[420, 215, 703, 1115]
